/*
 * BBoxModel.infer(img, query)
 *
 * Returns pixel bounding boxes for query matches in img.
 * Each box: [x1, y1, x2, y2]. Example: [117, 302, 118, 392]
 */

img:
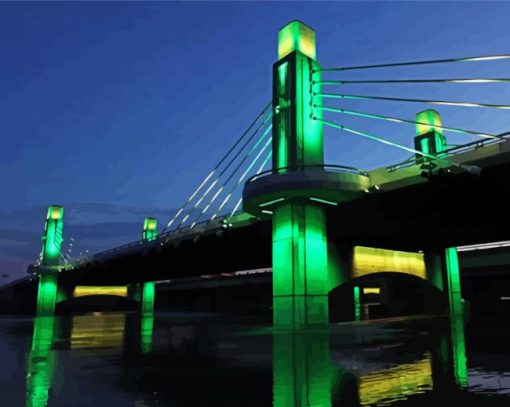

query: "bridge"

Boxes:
[4, 20, 510, 331]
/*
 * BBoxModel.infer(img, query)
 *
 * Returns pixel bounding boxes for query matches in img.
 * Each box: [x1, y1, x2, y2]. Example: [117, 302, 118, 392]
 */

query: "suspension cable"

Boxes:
[174, 123, 273, 232]
[314, 117, 480, 174]
[314, 105, 500, 140]
[317, 78, 510, 85]
[163, 102, 271, 232]
[317, 92, 510, 110]
[191, 126, 273, 228]
[317, 54, 510, 72]
[225, 150, 273, 221]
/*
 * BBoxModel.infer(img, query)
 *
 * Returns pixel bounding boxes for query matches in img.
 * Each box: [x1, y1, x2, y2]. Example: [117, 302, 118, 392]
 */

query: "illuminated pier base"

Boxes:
[425, 247, 463, 315]
[36, 273, 58, 317]
[140, 313, 154, 354]
[141, 282, 155, 316]
[273, 333, 333, 406]
[26, 316, 56, 407]
[272, 203, 329, 330]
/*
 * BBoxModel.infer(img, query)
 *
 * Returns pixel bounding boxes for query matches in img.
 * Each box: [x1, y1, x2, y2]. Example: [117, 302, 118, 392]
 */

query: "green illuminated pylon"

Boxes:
[271, 21, 329, 331]
[37, 206, 64, 316]
[140, 217, 157, 316]
[142, 217, 158, 241]
[26, 316, 56, 407]
[353, 286, 361, 321]
[414, 110, 447, 163]
[273, 332, 333, 406]
[140, 313, 154, 354]
[445, 247, 463, 315]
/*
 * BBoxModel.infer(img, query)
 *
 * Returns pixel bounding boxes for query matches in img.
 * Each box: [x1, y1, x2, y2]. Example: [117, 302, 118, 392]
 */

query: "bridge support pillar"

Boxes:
[425, 247, 463, 315]
[444, 247, 463, 315]
[36, 206, 64, 317]
[272, 203, 329, 330]
[138, 218, 158, 316]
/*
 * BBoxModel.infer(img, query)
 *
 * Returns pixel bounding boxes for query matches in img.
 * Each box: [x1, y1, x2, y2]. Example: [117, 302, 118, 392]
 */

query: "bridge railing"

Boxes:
[245, 164, 369, 185]
[386, 132, 510, 172]
[64, 212, 239, 268]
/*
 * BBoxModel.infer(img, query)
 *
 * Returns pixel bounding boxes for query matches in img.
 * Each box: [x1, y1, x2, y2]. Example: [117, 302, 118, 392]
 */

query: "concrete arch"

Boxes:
[328, 272, 447, 322]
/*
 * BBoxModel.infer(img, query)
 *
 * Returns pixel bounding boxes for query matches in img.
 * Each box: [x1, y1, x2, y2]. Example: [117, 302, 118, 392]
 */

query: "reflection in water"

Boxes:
[18, 310, 477, 406]
[26, 316, 56, 407]
[273, 332, 333, 406]
[70, 313, 125, 349]
[358, 353, 433, 406]
[140, 313, 154, 354]
[450, 314, 468, 388]
[272, 315, 469, 406]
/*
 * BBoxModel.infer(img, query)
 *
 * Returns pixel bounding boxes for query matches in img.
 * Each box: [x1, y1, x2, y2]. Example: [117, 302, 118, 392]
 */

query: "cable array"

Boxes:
[162, 103, 273, 235]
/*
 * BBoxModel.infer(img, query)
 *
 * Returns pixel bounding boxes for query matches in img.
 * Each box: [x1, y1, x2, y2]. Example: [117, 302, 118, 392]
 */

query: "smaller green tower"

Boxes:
[36, 206, 64, 316]
[141, 217, 157, 316]
[414, 110, 447, 163]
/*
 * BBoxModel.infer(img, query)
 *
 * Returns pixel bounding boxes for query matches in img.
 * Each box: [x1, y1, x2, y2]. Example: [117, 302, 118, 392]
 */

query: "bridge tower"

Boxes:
[416, 110, 463, 315]
[141, 217, 157, 315]
[36, 206, 64, 316]
[250, 21, 329, 330]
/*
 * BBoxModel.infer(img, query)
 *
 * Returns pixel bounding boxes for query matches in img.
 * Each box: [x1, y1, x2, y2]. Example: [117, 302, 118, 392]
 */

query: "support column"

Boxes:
[140, 217, 157, 316]
[36, 206, 64, 316]
[271, 21, 329, 330]
[445, 247, 463, 315]
[273, 203, 329, 330]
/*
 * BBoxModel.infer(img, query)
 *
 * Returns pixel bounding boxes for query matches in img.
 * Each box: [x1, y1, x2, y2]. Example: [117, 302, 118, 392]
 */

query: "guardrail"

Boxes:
[245, 164, 369, 185]
[386, 131, 510, 172]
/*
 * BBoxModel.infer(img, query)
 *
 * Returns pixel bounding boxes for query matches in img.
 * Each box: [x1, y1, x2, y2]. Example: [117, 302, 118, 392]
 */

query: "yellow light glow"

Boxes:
[416, 109, 442, 136]
[359, 354, 433, 406]
[48, 206, 63, 220]
[278, 20, 316, 60]
[70, 314, 125, 349]
[363, 287, 381, 295]
[73, 286, 128, 298]
[352, 246, 426, 279]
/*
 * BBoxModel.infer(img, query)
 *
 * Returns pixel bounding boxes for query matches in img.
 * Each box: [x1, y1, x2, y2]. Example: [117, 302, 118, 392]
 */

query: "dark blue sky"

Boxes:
[2, 1, 510, 279]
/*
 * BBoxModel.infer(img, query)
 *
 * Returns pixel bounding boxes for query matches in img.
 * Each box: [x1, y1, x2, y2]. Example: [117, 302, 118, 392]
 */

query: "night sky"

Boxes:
[2, 1, 510, 281]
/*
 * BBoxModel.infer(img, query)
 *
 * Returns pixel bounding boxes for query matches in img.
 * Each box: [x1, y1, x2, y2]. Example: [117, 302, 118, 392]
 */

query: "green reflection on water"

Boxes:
[26, 316, 56, 407]
[140, 313, 154, 354]
[273, 332, 333, 406]
[450, 313, 468, 388]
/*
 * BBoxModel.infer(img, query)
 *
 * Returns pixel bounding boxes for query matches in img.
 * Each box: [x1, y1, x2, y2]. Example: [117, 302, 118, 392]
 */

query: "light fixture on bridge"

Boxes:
[278, 20, 316, 60]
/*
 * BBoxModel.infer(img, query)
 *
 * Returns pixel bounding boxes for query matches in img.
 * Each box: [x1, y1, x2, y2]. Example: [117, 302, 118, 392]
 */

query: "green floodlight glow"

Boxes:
[445, 247, 463, 315]
[273, 333, 333, 406]
[26, 316, 56, 407]
[271, 22, 329, 330]
[41, 206, 64, 266]
[353, 286, 361, 321]
[141, 282, 155, 316]
[450, 313, 468, 387]
[278, 20, 316, 60]
[272, 203, 329, 330]
[142, 217, 158, 241]
[36, 274, 58, 316]
[140, 314, 154, 354]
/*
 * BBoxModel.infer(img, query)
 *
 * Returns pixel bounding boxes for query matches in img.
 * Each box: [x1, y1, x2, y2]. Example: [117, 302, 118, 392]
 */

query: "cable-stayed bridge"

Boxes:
[4, 21, 510, 330]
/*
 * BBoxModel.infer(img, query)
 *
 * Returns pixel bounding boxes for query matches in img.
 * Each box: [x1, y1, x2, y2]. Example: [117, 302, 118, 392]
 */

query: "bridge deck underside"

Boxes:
[62, 157, 510, 286]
